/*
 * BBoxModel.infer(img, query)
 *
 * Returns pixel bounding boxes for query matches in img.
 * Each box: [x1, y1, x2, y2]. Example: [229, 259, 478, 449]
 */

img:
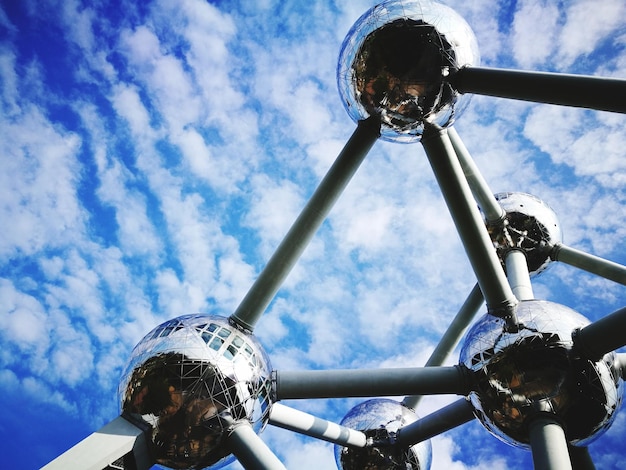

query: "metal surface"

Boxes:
[505, 250, 534, 301]
[269, 403, 367, 448]
[573, 305, 626, 361]
[450, 66, 626, 114]
[118, 314, 273, 470]
[334, 399, 432, 470]
[489, 192, 562, 276]
[447, 127, 504, 223]
[551, 243, 626, 286]
[42, 415, 152, 470]
[421, 124, 518, 325]
[528, 414, 573, 470]
[337, 0, 479, 142]
[403, 283, 483, 409]
[230, 116, 380, 332]
[273, 366, 472, 400]
[396, 398, 475, 447]
[460, 300, 623, 448]
[227, 421, 287, 470]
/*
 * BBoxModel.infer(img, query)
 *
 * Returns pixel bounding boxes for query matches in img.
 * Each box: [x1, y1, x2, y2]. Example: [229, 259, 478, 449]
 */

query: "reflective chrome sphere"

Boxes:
[337, 0, 479, 143]
[119, 314, 272, 470]
[487, 192, 562, 276]
[459, 300, 623, 448]
[334, 398, 432, 470]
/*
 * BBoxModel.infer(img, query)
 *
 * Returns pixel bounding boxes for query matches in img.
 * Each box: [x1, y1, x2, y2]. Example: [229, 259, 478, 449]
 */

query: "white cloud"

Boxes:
[511, 0, 559, 68]
[0, 107, 84, 258]
[557, 0, 626, 68]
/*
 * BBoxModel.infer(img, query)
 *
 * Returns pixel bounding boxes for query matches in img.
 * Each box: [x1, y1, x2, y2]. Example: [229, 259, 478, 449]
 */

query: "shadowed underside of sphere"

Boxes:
[337, 0, 479, 143]
[118, 314, 272, 470]
[459, 300, 623, 448]
[334, 398, 432, 470]
[486, 192, 562, 276]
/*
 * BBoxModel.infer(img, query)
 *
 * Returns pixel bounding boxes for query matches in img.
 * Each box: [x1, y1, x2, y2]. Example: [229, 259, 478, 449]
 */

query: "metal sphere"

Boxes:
[487, 192, 562, 276]
[459, 300, 623, 448]
[118, 314, 273, 470]
[334, 398, 432, 470]
[337, 0, 479, 143]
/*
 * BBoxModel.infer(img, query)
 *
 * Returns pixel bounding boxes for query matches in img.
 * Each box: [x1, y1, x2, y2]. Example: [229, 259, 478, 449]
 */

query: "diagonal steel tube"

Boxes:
[230, 117, 380, 331]
[573, 305, 626, 361]
[447, 127, 505, 223]
[273, 366, 473, 400]
[41, 415, 153, 470]
[227, 421, 287, 470]
[268, 403, 367, 448]
[550, 243, 626, 286]
[450, 66, 626, 114]
[421, 124, 518, 326]
[403, 283, 483, 409]
[396, 398, 475, 447]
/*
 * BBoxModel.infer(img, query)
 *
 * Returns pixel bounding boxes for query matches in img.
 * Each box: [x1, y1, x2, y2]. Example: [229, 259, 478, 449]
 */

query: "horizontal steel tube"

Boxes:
[451, 66, 626, 114]
[573, 305, 626, 360]
[403, 283, 483, 409]
[273, 366, 472, 400]
[269, 403, 367, 448]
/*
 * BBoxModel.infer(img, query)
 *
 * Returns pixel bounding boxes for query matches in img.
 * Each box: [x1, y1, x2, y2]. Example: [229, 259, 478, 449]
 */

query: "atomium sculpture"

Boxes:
[44, 1, 626, 469]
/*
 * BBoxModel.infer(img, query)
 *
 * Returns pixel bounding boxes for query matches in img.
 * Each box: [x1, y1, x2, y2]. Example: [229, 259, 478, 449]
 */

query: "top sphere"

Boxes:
[337, 0, 480, 143]
[118, 314, 273, 470]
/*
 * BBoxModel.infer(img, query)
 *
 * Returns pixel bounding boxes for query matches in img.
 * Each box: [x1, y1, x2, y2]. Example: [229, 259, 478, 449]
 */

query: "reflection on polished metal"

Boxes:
[337, 0, 479, 142]
[486, 192, 562, 276]
[118, 314, 272, 470]
[334, 399, 432, 470]
[460, 300, 623, 448]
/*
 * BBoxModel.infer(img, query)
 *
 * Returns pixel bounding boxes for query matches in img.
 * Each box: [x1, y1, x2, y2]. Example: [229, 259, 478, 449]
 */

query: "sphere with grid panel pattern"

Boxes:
[459, 300, 623, 449]
[119, 314, 272, 470]
[334, 398, 432, 469]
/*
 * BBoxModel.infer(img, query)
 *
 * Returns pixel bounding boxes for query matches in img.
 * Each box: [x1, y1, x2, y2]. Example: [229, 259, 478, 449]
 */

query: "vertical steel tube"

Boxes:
[268, 403, 367, 448]
[396, 398, 475, 447]
[528, 414, 573, 470]
[447, 127, 505, 223]
[403, 283, 483, 409]
[551, 243, 626, 286]
[230, 117, 380, 331]
[505, 250, 534, 301]
[568, 445, 596, 470]
[450, 66, 626, 114]
[421, 124, 518, 326]
[227, 422, 287, 470]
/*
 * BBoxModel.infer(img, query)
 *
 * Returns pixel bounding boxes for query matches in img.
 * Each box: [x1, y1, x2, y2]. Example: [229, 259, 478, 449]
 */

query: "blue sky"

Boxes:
[1, 0, 625, 469]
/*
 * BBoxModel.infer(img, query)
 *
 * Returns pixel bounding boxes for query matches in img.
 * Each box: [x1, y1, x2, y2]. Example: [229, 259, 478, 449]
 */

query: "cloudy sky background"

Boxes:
[1, 0, 625, 468]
